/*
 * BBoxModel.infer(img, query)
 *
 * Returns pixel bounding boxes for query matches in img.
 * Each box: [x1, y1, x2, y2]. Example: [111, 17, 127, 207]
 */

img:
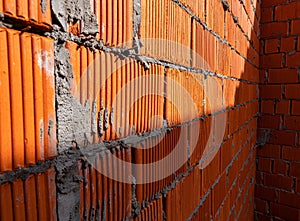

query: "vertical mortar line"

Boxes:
[133, 0, 142, 52]
[163, 67, 168, 123]
[190, 17, 194, 68]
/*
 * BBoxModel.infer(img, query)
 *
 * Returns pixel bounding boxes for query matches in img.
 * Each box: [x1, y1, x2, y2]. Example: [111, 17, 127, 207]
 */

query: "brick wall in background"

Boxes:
[256, 1, 300, 220]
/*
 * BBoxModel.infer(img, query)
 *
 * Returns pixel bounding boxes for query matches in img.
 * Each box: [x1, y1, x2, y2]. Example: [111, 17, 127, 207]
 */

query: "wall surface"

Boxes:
[0, 0, 261, 220]
[256, 0, 300, 220]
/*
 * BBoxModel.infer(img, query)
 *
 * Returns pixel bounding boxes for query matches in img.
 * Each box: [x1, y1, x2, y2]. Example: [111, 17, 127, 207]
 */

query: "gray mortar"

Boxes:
[40, 0, 48, 13]
[55, 43, 93, 151]
[56, 151, 82, 221]
[133, 0, 142, 52]
[0, 0, 261, 220]
[51, 0, 98, 35]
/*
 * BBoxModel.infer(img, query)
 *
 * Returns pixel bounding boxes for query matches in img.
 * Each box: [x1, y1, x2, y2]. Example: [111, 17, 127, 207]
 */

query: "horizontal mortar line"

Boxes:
[45, 27, 260, 82]
[0, 13, 51, 34]
[137, 55, 260, 85]
[84, 98, 259, 155]
[173, 99, 260, 136]
[171, 0, 259, 53]
[0, 158, 55, 185]
[249, 0, 260, 21]
[0, 112, 257, 184]
[137, 37, 259, 72]
[0, 96, 259, 183]
[130, 115, 258, 217]
[228, 5, 259, 39]
[188, 138, 256, 221]
[47, 28, 260, 85]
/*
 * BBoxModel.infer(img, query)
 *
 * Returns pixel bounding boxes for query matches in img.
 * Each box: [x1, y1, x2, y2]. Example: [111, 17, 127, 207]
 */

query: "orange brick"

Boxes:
[269, 68, 298, 83]
[286, 52, 300, 67]
[280, 37, 296, 52]
[265, 38, 279, 54]
[260, 22, 288, 38]
[225, 12, 236, 47]
[1, 0, 52, 29]
[276, 100, 290, 114]
[206, 0, 225, 37]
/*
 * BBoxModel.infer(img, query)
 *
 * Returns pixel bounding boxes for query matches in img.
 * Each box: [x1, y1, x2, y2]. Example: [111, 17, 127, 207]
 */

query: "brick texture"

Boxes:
[256, 0, 300, 220]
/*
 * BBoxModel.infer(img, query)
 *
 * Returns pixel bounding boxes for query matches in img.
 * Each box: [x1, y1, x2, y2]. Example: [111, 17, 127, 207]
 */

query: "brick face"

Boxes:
[1, 0, 300, 220]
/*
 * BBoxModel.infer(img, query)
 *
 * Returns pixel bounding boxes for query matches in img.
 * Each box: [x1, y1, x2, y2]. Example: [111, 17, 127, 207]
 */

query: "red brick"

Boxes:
[286, 52, 300, 67]
[261, 53, 284, 68]
[261, 0, 287, 8]
[273, 160, 288, 175]
[282, 146, 300, 161]
[284, 116, 300, 130]
[255, 213, 271, 221]
[279, 191, 300, 209]
[261, 100, 275, 114]
[260, 85, 282, 99]
[275, 99, 290, 114]
[269, 68, 298, 83]
[265, 39, 279, 54]
[296, 179, 300, 193]
[212, 174, 226, 216]
[254, 198, 268, 213]
[258, 158, 272, 172]
[261, 8, 273, 23]
[274, 2, 300, 21]
[291, 20, 300, 35]
[269, 130, 296, 146]
[264, 173, 293, 190]
[270, 202, 299, 220]
[298, 36, 300, 51]
[257, 144, 281, 158]
[285, 85, 300, 99]
[290, 162, 300, 177]
[255, 185, 277, 201]
[260, 22, 288, 38]
[256, 171, 264, 185]
[259, 115, 281, 129]
[280, 37, 296, 52]
[292, 101, 300, 115]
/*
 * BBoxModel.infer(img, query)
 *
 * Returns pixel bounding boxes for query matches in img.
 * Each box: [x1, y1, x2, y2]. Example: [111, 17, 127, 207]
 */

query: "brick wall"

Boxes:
[0, 0, 263, 220]
[256, 0, 300, 220]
